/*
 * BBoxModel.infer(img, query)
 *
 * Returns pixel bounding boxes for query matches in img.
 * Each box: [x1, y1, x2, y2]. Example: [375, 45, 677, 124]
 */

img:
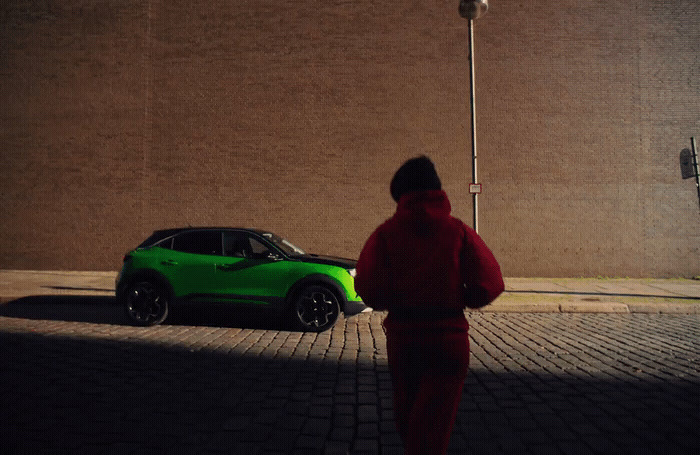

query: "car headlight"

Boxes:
[347, 268, 357, 278]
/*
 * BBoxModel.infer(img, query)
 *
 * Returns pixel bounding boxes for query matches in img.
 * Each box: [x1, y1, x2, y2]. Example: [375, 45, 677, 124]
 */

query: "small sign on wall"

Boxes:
[469, 183, 482, 194]
[680, 148, 698, 179]
[680, 137, 700, 212]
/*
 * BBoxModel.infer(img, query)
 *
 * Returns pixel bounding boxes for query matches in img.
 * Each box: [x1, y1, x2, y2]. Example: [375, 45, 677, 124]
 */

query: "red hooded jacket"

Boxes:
[355, 190, 504, 331]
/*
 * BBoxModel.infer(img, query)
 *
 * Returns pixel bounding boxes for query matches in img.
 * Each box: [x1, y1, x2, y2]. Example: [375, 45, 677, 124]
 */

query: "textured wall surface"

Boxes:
[1, 0, 699, 276]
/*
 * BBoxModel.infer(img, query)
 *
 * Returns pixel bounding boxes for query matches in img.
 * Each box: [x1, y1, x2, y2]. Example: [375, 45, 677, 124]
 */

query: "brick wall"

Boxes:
[1, 0, 699, 277]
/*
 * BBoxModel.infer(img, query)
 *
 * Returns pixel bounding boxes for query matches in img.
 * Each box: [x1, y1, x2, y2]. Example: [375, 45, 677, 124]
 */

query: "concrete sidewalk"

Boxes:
[0, 270, 699, 313]
[491, 277, 700, 314]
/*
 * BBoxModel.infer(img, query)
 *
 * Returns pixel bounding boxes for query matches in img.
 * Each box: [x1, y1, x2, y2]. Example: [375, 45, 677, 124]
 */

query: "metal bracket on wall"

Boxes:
[680, 137, 700, 212]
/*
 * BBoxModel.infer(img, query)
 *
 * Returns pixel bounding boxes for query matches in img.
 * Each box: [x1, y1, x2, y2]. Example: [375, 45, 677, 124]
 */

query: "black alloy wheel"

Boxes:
[292, 285, 340, 332]
[124, 280, 169, 326]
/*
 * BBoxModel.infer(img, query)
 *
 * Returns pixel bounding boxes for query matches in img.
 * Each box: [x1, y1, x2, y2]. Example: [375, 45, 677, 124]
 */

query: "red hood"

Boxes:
[395, 190, 452, 224]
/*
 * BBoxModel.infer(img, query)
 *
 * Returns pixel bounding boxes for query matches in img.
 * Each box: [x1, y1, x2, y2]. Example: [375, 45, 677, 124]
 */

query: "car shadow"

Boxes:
[168, 302, 291, 331]
[0, 295, 124, 324]
[0, 295, 295, 331]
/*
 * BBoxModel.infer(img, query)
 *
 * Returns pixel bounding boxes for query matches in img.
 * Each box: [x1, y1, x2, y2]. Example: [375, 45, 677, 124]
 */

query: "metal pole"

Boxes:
[692, 137, 700, 212]
[468, 18, 479, 233]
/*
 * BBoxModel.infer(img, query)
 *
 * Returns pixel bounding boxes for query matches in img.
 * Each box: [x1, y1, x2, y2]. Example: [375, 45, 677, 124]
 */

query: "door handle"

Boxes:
[161, 259, 178, 266]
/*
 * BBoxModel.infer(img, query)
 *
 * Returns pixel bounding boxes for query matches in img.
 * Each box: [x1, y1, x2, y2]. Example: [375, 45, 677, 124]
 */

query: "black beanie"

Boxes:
[390, 155, 442, 202]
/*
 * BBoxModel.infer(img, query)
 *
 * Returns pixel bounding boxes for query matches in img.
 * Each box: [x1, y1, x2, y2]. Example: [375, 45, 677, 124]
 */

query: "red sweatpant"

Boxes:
[386, 328, 470, 455]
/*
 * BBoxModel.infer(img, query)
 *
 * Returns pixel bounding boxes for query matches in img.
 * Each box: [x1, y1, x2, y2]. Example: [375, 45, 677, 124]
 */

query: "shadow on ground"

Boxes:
[0, 322, 697, 454]
[0, 295, 289, 331]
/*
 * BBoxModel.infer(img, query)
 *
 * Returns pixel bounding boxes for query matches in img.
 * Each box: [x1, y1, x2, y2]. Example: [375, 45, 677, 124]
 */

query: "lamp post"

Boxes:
[459, 0, 488, 234]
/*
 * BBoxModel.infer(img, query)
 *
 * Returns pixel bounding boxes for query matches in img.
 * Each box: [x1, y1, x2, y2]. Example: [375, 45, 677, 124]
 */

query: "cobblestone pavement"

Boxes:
[1, 299, 699, 454]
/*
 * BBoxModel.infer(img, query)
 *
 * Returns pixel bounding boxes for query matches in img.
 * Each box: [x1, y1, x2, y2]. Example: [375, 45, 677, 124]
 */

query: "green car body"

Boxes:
[116, 227, 365, 331]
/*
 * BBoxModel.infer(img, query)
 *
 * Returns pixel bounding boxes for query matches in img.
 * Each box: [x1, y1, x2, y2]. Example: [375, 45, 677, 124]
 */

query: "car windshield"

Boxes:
[261, 232, 306, 256]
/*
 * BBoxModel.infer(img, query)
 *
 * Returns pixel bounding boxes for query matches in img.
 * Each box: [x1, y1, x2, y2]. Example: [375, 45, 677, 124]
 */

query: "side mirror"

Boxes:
[266, 252, 283, 261]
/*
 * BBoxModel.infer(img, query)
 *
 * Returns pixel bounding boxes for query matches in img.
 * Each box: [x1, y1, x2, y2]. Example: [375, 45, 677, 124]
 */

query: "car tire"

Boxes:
[124, 280, 169, 326]
[290, 284, 340, 332]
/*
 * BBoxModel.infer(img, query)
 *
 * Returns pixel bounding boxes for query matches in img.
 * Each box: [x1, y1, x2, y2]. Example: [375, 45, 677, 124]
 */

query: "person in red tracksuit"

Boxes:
[355, 156, 504, 455]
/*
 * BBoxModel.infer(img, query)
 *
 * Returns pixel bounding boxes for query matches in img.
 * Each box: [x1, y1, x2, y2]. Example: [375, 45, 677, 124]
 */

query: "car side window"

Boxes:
[249, 237, 272, 258]
[155, 237, 173, 249]
[223, 231, 252, 258]
[172, 231, 222, 256]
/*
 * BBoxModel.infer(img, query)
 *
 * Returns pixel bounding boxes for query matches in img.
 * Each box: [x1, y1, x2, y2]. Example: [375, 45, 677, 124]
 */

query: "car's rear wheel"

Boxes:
[124, 280, 169, 326]
[291, 285, 340, 332]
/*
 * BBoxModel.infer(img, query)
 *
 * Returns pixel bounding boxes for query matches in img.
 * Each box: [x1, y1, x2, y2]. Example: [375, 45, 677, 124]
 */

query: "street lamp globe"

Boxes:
[459, 0, 488, 20]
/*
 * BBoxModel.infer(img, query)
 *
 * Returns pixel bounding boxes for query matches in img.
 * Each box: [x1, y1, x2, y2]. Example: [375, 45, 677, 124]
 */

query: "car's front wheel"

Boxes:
[124, 280, 169, 326]
[291, 285, 340, 332]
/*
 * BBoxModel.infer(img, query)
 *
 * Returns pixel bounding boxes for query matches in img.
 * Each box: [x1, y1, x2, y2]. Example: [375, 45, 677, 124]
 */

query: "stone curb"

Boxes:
[479, 301, 700, 314]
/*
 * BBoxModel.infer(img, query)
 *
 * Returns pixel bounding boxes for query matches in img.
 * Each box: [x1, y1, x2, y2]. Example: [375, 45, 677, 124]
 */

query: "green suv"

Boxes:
[116, 228, 365, 331]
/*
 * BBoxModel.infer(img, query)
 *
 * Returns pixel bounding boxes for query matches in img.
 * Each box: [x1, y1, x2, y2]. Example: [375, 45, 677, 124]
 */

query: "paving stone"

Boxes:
[323, 441, 350, 455]
[302, 418, 331, 437]
[333, 413, 355, 428]
[329, 427, 354, 442]
[294, 434, 325, 451]
[353, 438, 379, 452]
[357, 404, 379, 423]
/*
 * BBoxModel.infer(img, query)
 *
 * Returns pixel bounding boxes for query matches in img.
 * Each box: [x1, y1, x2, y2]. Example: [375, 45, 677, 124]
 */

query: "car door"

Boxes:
[213, 231, 292, 305]
[163, 230, 223, 298]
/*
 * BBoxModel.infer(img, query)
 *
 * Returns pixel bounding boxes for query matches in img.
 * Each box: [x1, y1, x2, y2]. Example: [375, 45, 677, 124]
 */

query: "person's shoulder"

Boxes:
[366, 216, 396, 242]
[376, 212, 402, 231]
[448, 216, 484, 246]
[447, 215, 471, 233]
